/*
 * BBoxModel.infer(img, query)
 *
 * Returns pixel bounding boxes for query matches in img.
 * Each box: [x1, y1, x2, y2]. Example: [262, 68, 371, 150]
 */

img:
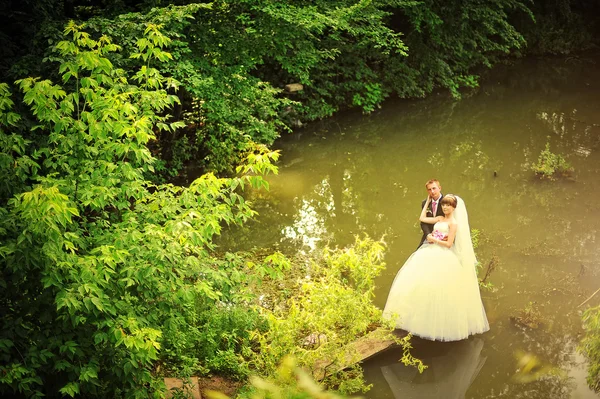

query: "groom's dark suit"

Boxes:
[418, 194, 444, 248]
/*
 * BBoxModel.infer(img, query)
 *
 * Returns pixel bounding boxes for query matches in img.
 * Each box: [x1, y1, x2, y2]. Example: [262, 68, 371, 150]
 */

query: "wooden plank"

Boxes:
[284, 83, 304, 92]
[312, 328, 407, 380]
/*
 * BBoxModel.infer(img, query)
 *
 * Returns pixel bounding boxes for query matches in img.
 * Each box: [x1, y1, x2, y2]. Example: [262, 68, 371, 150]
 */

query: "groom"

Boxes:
[418, 179, 444, 248]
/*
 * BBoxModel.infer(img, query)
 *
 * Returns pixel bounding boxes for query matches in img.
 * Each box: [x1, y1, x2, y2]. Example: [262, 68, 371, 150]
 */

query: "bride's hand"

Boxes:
[426, 233, 435, 243]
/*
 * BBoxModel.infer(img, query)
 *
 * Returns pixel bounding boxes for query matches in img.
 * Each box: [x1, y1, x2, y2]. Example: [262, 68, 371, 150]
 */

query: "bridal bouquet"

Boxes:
[432, 230, 447, 240]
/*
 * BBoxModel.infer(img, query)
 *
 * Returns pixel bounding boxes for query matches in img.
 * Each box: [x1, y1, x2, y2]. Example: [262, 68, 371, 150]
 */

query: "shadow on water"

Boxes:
[218, 54, 600, 398]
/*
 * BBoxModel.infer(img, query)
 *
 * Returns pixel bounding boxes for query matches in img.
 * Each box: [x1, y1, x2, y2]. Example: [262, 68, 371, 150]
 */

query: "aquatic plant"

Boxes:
[510, 301, 543, 329]
[531, 141, 573, 178]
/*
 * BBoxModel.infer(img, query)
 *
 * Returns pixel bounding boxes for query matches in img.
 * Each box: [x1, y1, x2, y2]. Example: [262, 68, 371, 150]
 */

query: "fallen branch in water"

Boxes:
[480, 255, 498, 285]
[578, 287, 600, 308]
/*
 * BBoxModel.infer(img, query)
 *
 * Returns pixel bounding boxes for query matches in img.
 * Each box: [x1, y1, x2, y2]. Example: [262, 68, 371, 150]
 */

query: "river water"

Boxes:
[222, 54, 600, 398]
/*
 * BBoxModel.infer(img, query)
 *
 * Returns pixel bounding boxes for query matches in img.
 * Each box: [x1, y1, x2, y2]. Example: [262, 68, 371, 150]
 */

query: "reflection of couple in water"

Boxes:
[380, 338, 487, 399]
[382, 179, 489, 341]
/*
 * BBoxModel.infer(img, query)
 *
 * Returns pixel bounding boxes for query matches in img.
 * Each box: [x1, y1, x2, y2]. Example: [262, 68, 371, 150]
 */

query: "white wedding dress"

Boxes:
[383, 220, 489, 341]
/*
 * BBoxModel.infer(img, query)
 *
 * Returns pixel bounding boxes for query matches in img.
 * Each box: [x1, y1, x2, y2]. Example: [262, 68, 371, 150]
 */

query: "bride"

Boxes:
[383, 194, 489, 341]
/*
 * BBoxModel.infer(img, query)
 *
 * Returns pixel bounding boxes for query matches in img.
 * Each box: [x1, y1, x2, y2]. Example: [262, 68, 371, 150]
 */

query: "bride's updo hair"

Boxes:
[441, 194, 458, 208]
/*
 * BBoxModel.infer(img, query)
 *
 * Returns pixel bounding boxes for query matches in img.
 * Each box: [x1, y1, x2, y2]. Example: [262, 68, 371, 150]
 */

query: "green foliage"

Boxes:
[580, 306, 600, 392]
[0, 23, 281, 398]
[82, 3, 294, 175]
[4, 0, 600, 181]
[386, 0, 533, 99]
[0, 84, 27, 197]
[531, 140, 573, 178]
[77, 0, 527, 172]
[253, 0, 410, 119]
[3, 0, 543, 176]
[197, 305, 267, 378]
[249, 237, 424, 395]
[516, 0, 599, 55]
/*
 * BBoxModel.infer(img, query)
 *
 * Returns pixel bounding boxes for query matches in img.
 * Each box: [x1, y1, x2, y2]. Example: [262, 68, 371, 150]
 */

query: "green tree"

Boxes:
[384, 0, 533, 98]
[2, 0, 542, 177]
[0, 22, 279, 397]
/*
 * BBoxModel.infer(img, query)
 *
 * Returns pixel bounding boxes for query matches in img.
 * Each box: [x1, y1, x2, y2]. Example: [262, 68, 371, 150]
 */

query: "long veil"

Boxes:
[453, 196, 477, 274]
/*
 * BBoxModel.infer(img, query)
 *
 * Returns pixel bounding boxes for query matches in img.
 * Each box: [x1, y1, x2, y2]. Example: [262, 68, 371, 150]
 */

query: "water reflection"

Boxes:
[281, 197, 328, 252]
[537, 108, 600, 160]
[378, 339, 486, 399]
[280, 175, 336, 252]
[278, 172, 361, 252]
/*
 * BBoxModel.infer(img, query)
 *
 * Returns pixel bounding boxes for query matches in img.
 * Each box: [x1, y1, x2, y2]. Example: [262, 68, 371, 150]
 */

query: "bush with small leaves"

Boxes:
[531, 141, 573, 178]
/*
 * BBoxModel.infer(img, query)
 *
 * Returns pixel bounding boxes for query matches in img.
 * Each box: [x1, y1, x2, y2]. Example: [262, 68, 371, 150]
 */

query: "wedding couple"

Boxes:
[383, 179, 489, 341]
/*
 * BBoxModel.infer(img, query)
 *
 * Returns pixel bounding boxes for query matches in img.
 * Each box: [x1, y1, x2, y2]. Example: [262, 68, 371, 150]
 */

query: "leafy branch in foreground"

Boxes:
[0, 22, 279, 398]
[206, 356, 349, 399]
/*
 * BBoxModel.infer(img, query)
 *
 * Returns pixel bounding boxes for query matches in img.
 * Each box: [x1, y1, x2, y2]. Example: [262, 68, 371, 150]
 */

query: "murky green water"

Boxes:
[224, 55, 600, 398]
